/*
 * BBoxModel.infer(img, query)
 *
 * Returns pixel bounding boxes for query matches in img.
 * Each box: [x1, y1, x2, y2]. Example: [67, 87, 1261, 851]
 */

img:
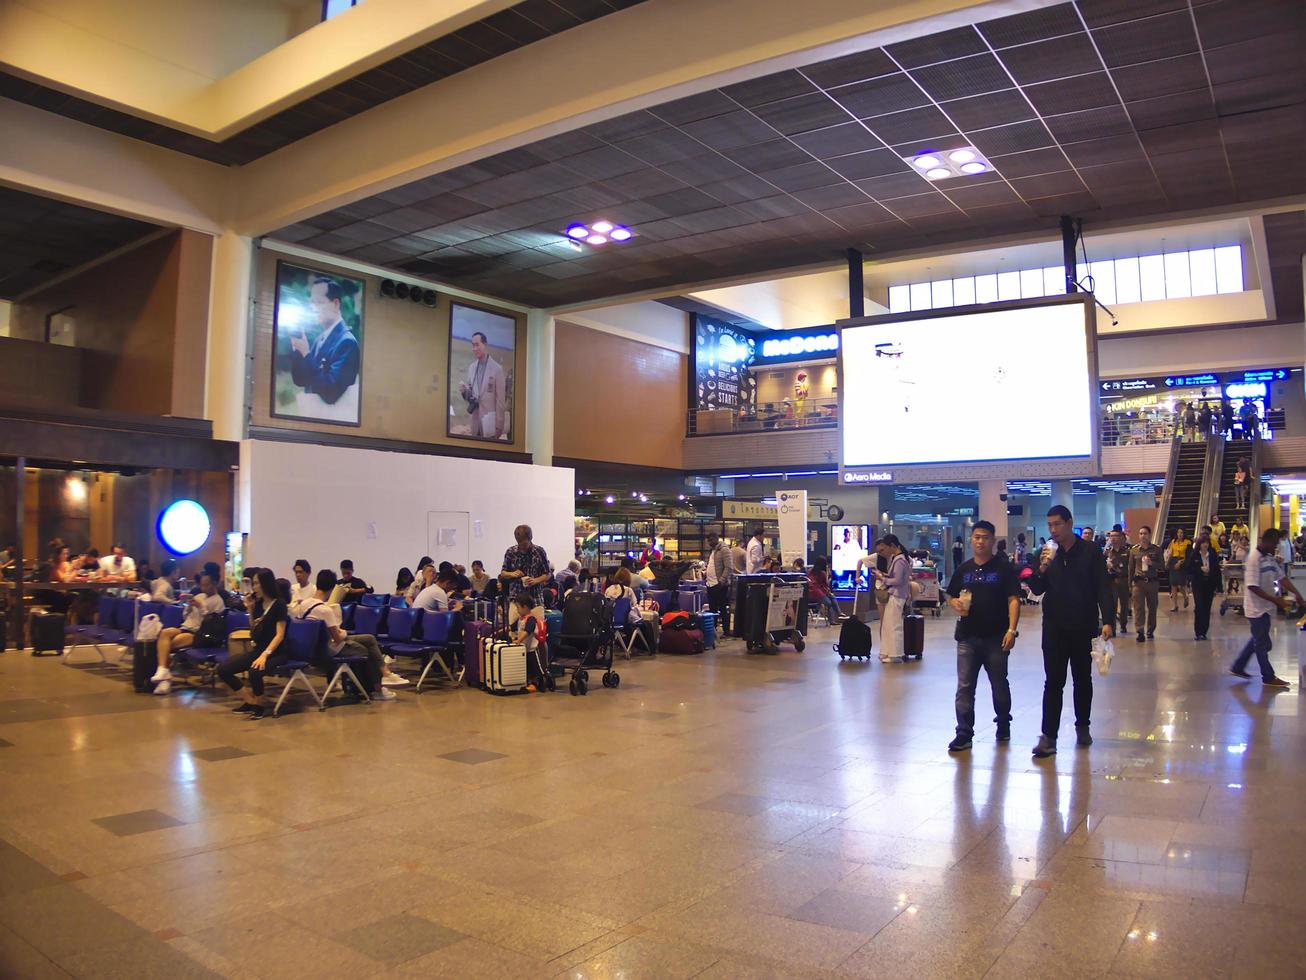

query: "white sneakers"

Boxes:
[153, 680, 171, 696]
[371, 688, 397, 701]
[380, 673, 410, 687]
[150, 666, 171, 683]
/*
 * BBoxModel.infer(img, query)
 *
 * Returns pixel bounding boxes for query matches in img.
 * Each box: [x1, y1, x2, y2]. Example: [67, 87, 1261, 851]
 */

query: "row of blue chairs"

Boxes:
[344, 604, 460, 690]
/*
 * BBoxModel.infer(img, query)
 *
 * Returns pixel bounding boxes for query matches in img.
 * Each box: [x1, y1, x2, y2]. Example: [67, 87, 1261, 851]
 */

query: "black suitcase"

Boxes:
[132, 641, 159, 692]
[30, 611, 66, 656]
[835, 616, 874, 660]
[903, 611, 925, 660]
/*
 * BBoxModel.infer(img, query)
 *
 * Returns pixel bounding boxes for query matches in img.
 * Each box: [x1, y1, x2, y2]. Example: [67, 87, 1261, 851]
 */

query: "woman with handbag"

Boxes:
[217, 569, 289, 720]
[1184, 534, 1222, 640]
[1168, 528, 1192, 612]
[873, 535, 911, 663]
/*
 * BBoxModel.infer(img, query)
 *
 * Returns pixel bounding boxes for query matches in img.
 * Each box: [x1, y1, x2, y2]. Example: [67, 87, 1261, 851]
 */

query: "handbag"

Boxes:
[194, 612, 226, 648]
[135, 613, 162, 642]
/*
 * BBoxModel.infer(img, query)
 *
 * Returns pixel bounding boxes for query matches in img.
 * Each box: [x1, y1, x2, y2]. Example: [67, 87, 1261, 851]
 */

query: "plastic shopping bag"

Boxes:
[1091, 637, 1115, 676]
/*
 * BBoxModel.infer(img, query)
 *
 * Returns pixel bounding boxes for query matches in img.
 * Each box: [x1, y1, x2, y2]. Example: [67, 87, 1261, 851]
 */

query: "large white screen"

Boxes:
[841, 301, 1094, 467]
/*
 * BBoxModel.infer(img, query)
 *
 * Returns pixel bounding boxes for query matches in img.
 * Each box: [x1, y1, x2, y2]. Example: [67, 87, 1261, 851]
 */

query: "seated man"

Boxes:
[99, 543, 137, 582]
[338, 559, 371, 600]
[413, 569, 464, 613]
[437, 561, 472, 595]
[152, 572, 225, 695]
[293, 569, 407, 699]
[555, 560, 581, 594]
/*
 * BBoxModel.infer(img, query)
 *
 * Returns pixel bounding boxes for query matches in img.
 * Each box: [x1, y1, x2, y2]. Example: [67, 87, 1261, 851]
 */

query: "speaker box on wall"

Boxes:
[380, 279, 437, 308]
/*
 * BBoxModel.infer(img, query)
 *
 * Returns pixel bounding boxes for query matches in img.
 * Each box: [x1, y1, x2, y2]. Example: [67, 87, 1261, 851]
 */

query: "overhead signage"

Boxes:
[757, 331, 839, 362]
[842, 470, 894, 484]
[1100, 378, 1156, 392]
[1165, 373, 1219, 388]
[1161, 367, 1290, 389]
[1241, 368, 1289, 383]
[722, 499, 777, 520]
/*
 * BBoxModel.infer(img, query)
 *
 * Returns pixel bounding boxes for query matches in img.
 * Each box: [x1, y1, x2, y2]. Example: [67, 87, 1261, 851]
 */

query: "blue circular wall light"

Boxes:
[157, 499, 211, 555]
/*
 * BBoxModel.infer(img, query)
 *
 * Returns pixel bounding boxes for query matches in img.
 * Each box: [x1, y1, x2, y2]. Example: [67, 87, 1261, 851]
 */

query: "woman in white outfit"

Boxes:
[874, 534, 911, 663]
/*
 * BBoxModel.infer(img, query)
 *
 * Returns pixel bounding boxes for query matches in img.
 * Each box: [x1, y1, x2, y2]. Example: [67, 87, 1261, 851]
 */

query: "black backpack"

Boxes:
[835, 616, 874, 660]
[194, 612, 227, 648]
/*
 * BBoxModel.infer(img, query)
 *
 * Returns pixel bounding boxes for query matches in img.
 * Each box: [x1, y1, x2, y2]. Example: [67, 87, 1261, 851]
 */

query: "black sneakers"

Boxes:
[1032, 736, 1057, 758]
[996, 729, 1011, 742]
[948, 736, 972, 753]
[1136, 632, 1145, 643]
[1229, 667, 1252, 679]
[1076, 727, 1093, 747]
[1264, 676, 1291, 689]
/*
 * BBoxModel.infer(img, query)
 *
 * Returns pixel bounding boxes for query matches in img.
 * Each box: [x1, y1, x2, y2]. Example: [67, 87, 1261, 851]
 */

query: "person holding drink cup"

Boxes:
[945, 520, 1022, 753]
[1026, 505, 1115, 758]
[1128, 526, 1164, 642]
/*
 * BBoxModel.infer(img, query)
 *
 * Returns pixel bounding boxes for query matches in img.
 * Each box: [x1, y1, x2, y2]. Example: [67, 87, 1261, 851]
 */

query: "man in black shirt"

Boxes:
[338, 560, 371, 600]
[1026, 505, 1115, 758]
[945, 520, 1021, 753]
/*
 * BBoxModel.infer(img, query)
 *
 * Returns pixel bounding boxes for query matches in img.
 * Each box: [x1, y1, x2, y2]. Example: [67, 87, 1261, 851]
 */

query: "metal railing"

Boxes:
[688, 398, 838, 436]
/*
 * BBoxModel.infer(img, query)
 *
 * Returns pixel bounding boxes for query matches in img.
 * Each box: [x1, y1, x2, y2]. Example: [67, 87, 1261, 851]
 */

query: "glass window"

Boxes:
[931, 279, 953, 308]
[1089, 260, 1116, 306]
[323, 0, 357, 19]
[1139, 253, 1166, 301]
[1214, 245, 1244, 293]
[1043, 266, 1065, 295]
[1164, 251, 1191, 298]
[1114, 257, 1140, 305]
[888, 284, 910, 313]
[1188, 248, 1217, 296]
[975, 274, 997, 304]
[1020, 268, 1044, 298]
[952, 277, 975, 306]
[997, 270, 1020, 300]
[910, 281, 932, 311]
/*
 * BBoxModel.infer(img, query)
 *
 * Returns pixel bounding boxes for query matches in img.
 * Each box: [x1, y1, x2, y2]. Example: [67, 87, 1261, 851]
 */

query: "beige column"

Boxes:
[979, 480, 1009, 543]
[526, 309, 555, 467]
[205, 231, 253, 442]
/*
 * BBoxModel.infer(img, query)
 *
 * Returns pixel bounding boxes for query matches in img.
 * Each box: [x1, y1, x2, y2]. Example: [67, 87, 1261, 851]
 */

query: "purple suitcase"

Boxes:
[464, 621, 493, 687]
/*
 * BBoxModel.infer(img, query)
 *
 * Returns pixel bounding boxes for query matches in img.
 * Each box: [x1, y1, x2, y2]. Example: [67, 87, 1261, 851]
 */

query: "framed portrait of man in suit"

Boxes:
[448, 303, 515, 443]
[271, 262, 364, 426]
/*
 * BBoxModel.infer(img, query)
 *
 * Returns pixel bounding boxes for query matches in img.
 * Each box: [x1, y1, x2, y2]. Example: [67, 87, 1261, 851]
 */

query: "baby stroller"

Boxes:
[554, 591, 619, 695]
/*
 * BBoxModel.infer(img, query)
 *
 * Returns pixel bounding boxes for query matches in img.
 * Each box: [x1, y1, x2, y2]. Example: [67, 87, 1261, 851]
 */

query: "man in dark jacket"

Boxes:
[289, 276, 360, 405]
[1026, 505, 1115, 758]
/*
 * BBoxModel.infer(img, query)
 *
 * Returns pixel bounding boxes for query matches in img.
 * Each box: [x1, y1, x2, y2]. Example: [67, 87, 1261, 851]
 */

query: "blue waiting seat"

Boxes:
[269, 619, 326, 717]
[378, 607, 419, 653]
[340, 603, 357, 631]
[159, 604, 185, 629]
[611, 597, 652, 660]
[414, 611, 459, 691]
[359, 593, 387, 607]
[350, 604, 387, 638]
[179, 609, 247, 670]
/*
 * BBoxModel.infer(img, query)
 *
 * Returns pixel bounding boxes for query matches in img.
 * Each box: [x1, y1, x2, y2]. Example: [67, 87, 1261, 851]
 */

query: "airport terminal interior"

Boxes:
[1, 0, 1305, 976]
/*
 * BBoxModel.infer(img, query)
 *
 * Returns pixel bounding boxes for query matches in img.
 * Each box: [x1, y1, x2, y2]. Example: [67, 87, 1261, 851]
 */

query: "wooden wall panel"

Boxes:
[249, 247, 528, 454]
[553, 320, 687, 468]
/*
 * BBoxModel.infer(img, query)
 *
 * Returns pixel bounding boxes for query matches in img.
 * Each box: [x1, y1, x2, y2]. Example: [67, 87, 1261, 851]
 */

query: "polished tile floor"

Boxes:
[1, 605, 1303, 978]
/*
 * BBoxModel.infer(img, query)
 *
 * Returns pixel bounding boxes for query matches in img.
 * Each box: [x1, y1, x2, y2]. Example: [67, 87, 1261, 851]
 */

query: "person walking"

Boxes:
[1104, 525, 1131, 636]
[1198, 401, 1214, 438]
[872, 535, 911, 664]
[703, 531, 733, 633]
[1230, 528, 1300, 689]
[945, 521, 1021, 752]
[1129, 525, 1163, 642]
[1234, 457, 1250, 511]
[1185, 534, 1223, 640]
[1026, 505, 1115, 758]
[1182, 402, 1198, 441]
[1168, 527, 1192, 612]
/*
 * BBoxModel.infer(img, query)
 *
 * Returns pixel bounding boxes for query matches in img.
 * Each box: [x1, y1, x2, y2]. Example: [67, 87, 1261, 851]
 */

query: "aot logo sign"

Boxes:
[778, 492, 804, 514]
[758, 333, 839, 360]
[843, 471, 893, 484]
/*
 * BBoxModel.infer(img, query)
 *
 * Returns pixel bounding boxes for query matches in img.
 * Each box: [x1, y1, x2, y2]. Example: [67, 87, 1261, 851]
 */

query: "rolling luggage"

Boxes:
[835, 616, 874, 660]
[132, 641, 158, 692]
[485, 639, 528, 693]
[464, 620, 493, 688]
[544, 610, 564, 658]
[699, 611, 717, 649]
[30, 611, 66, 656]
[903, 610, 925, 660]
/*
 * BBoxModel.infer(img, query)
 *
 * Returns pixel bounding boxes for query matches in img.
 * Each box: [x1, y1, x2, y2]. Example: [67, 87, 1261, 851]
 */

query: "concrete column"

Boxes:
[205, 230, 253, 443]
[1050, 480, 1074, 519]
[526, 309, 555, 467]
[1096, 491, 1119, 534]
[978, 480, 1008, 543]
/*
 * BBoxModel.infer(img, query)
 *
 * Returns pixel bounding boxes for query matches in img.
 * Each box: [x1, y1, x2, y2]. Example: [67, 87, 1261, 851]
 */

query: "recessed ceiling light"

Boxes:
[925, 167, 951, 180]
[591, 220, 614, 234]
[949, 149, 976, 164]
[913, 154, 943, 169]
[959, 161, 988, 175]
[587, 234, 608, 245]
[566, 223, 589, 239]
[610, 226, 632, 241]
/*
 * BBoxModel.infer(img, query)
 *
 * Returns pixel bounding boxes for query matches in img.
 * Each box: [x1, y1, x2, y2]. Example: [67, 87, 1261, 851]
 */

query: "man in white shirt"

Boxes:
[746, 526, 766, 574]
[1231, 529, 1301, 688]
[293, 569, 407, 698]
[413, 570, 464, 613]
[291, 560, 315, 602]
[704, 531, 733, 633]
[99, 544, 136, 582]
[151, 572, 225, 695]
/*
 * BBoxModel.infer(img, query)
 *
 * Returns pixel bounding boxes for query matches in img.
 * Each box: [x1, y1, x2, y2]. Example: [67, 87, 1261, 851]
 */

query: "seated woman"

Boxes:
[468, 560, 491, 596]
[394, 566, 414, 602]
[217, 569, 289, 719]
[807, 557, 844, 623]
[605, 567, 655, 650]
[152, 572, 226, 695]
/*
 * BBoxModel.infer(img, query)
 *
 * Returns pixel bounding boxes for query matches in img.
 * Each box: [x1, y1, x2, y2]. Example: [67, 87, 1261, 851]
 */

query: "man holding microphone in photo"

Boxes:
[1025, 505, 1115, 758]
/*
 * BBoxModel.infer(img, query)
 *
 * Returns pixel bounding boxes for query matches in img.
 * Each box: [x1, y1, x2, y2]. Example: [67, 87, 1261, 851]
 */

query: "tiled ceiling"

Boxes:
[0, 0, 647, 166]
[0, 187, 158, 299]
[271, 0, 1306, 307]
[1263, 211, 1306, 323]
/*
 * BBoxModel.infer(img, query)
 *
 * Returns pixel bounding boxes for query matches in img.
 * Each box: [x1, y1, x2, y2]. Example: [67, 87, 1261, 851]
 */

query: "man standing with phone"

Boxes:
[1026, 505, 1115, 758]
[1230, 528, 1300, 689]
[945, 521, 1021, 753]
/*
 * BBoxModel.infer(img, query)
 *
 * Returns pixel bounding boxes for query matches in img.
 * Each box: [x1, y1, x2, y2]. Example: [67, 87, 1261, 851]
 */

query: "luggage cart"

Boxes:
[1219, 562, 1244, 617]
[910, 566, 942, 617]
[738, 573, 808, 653]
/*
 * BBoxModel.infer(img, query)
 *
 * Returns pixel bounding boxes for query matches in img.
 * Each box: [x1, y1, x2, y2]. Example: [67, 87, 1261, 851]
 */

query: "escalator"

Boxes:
[1215, 442, 1258, 530]
[1158, 439, 1208, 542]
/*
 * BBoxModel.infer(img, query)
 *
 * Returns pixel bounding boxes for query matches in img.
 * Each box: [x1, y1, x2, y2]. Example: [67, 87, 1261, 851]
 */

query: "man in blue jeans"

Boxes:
[945, 521, 1022, 752]
[1231, 528, 1300, 689]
